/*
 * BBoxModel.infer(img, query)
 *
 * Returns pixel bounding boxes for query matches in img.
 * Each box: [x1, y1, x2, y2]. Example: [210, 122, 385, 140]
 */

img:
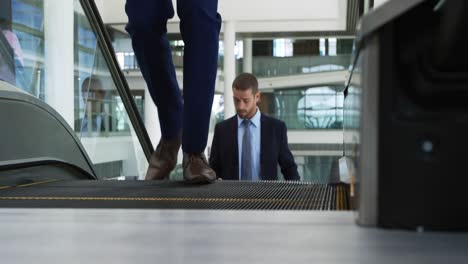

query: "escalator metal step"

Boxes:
[0, 180, 351, 210]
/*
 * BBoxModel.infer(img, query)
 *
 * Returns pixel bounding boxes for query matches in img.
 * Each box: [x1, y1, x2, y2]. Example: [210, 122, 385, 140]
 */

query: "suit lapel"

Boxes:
[229, 116, 239, 175]
[260, 114, 268, 180]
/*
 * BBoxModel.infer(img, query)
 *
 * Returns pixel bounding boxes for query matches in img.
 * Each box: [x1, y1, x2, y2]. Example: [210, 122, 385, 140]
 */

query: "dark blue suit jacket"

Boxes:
[209, 113, 300, 181]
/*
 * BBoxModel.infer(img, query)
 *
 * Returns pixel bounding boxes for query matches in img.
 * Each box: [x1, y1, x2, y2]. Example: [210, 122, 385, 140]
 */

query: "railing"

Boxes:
[252, 54, 351, 77]
[115, 51, 352, 78]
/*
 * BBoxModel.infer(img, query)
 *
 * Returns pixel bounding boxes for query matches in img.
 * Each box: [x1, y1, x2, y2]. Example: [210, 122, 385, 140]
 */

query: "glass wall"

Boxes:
[0, 0, 148, 179]
[1, 0, 43, 96]
[343, 52, 362, 170]
[278, 155, 341, 183]
[273, 86, 344, 130]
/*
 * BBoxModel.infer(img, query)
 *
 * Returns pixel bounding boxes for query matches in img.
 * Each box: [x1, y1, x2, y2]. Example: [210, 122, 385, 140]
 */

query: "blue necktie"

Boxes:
[241, 119, 252, 181]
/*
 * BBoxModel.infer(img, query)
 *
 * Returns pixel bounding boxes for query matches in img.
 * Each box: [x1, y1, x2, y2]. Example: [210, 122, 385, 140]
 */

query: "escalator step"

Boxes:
[0, 180, 350, 210]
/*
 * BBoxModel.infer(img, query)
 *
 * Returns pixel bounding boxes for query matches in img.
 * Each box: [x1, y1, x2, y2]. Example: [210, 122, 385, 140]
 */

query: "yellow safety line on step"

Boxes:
[17, 179, 61, 188]
[0, 196, 312, 204]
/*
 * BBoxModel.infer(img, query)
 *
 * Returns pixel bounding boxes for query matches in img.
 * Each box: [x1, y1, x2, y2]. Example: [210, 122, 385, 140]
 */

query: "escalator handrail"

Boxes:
[0, 86, 98, 178]
[343, 0, 427, 99]
[0, 157, 97, 180]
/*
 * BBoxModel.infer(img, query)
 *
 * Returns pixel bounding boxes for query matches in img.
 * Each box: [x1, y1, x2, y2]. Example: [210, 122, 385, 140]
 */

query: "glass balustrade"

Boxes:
[0, 0, 148, 179]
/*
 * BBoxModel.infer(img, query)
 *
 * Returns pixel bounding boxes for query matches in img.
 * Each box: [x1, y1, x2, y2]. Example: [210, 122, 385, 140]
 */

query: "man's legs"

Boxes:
[177, 0, 221, 183]
[177, 0, 221, 153]
[126, 0, 182, 180]
[125, 0, 182, 140]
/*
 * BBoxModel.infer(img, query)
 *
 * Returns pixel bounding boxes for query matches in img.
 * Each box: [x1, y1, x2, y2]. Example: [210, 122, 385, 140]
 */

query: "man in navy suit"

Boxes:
[210, 73, 300, 181]
[125, 0, 221, 183]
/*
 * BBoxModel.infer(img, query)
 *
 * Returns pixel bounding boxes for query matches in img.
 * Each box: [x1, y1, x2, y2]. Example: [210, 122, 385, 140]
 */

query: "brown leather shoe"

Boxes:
[145, 133, 181, 180]
[183, 152, 216, 184]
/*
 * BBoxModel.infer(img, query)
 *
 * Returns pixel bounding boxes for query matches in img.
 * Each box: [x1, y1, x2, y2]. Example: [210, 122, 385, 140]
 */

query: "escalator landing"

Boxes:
[1, 209, 467, 264]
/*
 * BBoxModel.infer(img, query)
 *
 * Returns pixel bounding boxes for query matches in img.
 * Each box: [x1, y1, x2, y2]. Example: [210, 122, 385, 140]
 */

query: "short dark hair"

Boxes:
[232, 73, 259, 94]
[81, 76, 103, 94]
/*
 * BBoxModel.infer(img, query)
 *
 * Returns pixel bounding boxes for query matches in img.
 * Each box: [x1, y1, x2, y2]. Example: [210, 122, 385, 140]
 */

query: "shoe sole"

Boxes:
[184, 175, 216, 184]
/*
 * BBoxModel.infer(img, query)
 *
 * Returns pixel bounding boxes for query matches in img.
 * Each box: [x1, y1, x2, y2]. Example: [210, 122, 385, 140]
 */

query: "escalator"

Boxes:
[0, 0, 351, 211]
[0, 79, 349, 210]
[1, 1, 468, 262]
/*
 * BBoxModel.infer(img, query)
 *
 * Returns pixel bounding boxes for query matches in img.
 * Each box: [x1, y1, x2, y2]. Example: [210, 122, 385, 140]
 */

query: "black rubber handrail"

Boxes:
[0, 157, 97, 180]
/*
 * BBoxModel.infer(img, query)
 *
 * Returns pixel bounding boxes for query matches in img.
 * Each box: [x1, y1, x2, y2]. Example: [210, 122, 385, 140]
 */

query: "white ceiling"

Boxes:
[96, 0, 348, 34]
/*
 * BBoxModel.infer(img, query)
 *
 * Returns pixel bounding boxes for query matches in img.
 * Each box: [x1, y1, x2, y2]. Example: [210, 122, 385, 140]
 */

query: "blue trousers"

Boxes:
[125, 0, 221, 154]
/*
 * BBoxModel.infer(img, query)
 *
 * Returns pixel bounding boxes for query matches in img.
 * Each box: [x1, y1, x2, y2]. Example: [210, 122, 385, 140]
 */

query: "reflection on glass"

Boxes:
[277, 156, 341, 184]
[0, 6, 27, 90]
[209, 87, 344, 130]
[253, 55, 350, 77]
[343, 52, 362, 173]
[75, 76, 128, 136]
[0, 0, 148, 179]
[259, 87, 345, 130]
[296, 87, 344, 129]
